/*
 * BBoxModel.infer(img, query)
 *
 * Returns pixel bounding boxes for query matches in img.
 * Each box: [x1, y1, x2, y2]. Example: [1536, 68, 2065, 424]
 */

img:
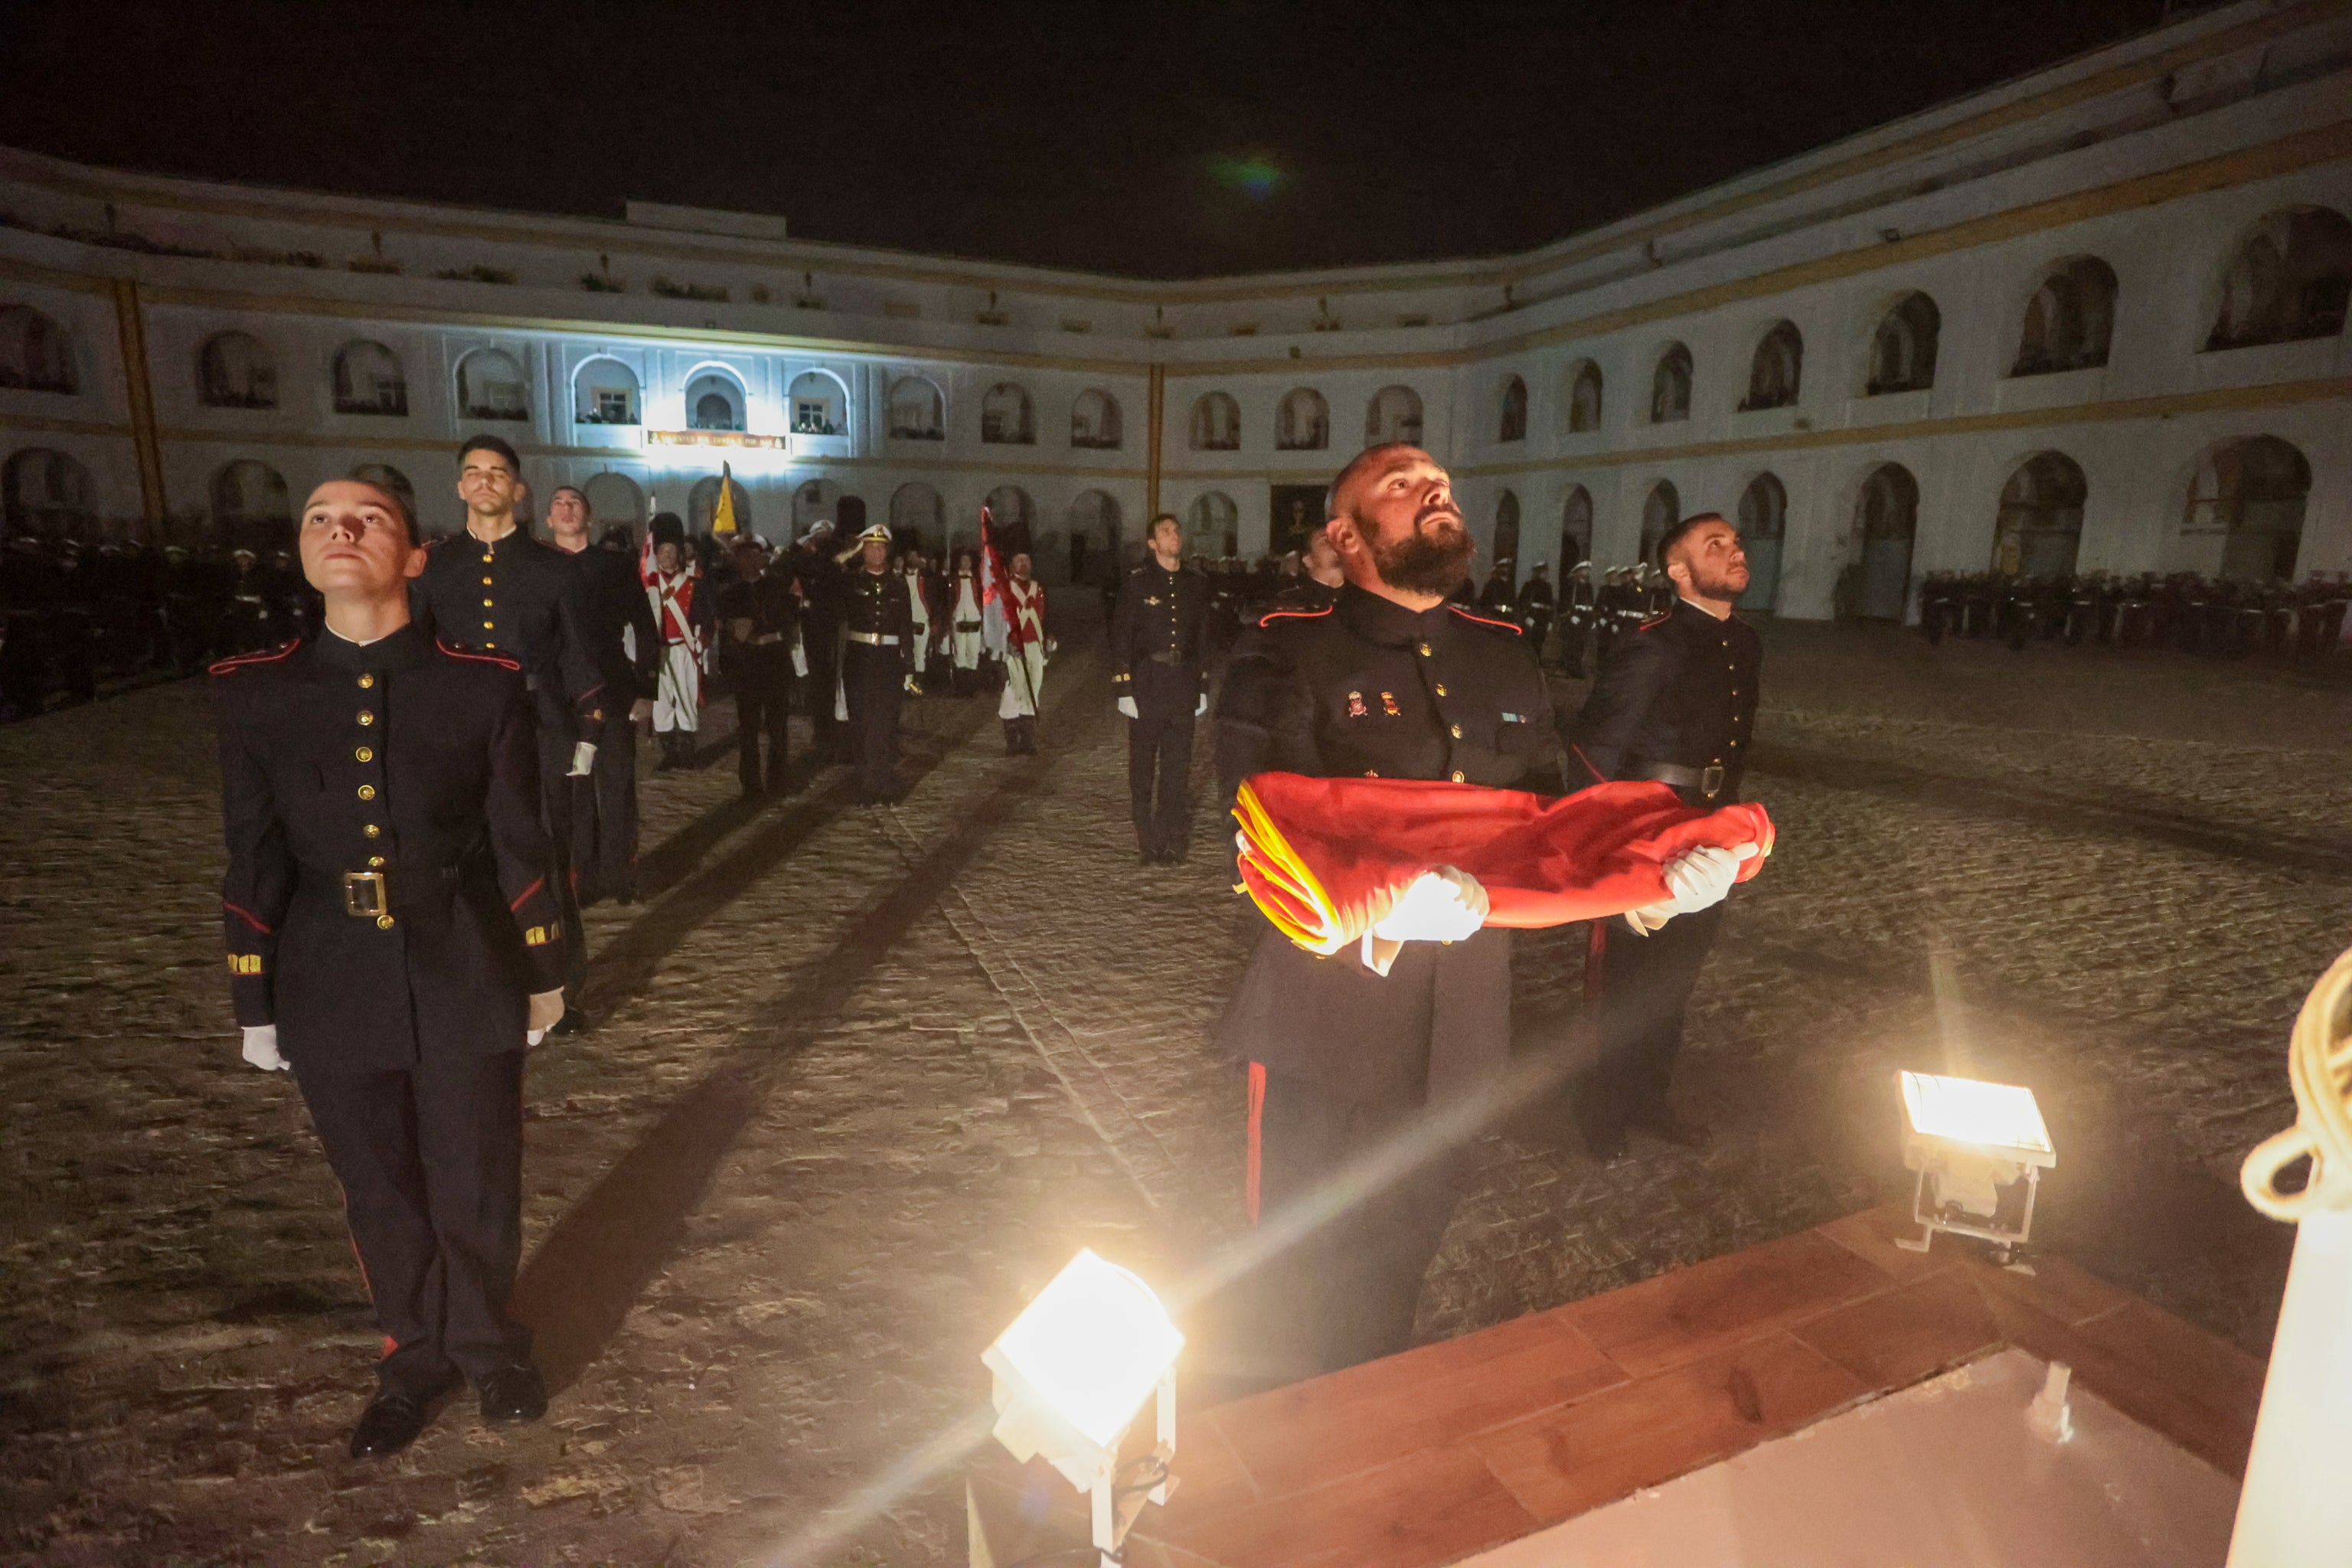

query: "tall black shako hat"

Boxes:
[1653, 511, 1730, 572]
[649, 511, 686, 548]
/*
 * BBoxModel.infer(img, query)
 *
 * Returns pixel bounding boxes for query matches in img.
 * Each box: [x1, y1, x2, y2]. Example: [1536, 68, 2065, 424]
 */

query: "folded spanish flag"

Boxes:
[1233, 773, 1774, 956]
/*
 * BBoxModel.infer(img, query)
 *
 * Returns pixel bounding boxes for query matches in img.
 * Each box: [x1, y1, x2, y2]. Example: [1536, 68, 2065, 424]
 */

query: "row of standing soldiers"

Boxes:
[1919, 569, 2351, 658]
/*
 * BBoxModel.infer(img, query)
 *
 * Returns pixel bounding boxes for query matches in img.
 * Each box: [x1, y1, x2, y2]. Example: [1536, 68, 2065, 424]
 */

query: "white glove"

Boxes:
[1372, 867, 1490, 943]
[1194, 694, 1209, 717]
[629, 697, 654, 724]
[526, 988, 566, 1047]
[241, 1024, 289, 1072]
[1116, 696, 1139, 720]
[1624, 843, 1757, 934]
[567, 740, 597, 777]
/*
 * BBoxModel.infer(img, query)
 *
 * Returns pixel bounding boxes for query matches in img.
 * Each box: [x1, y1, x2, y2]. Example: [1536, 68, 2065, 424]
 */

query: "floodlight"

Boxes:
[983, 1250, 1183, 1563]
[1896, 1071, 2057, 1259]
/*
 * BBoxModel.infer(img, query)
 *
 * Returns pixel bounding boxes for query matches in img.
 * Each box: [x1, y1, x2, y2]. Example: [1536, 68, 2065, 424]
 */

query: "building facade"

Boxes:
[2, 0, 2348, 616]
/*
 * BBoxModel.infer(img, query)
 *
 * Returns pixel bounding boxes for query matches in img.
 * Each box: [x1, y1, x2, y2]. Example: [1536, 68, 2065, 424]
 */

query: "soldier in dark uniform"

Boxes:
[211, 478, 567, 1459]
[1477, 559, 1517, 624]
[789, 521, 845, 761]
[548, 493, 662, 904]
[1566, 511, 1760, 1158]
[839, 524, 914, 802]
[1109, 513, 1209, 864]
[1520, 562, 1556, 662]
[410, 436, 604, 1032]
[1216, 443, 1565, 1378]
[716, 534, 799, 795]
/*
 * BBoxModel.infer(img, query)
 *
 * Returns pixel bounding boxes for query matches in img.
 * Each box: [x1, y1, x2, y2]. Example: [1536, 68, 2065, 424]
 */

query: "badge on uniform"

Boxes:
[1380, 691, 1401, 717]
[1146, 595, 1161, 606]
[1347, 691, 1369, 719]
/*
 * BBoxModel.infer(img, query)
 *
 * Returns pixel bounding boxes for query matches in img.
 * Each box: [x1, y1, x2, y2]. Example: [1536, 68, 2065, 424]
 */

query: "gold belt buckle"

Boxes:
[1701, 765, 1726, 798]
[342, 870, 388, 917]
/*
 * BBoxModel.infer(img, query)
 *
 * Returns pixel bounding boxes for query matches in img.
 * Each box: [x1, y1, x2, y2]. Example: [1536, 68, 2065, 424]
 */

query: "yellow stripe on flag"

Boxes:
[711, 462, 737, 535]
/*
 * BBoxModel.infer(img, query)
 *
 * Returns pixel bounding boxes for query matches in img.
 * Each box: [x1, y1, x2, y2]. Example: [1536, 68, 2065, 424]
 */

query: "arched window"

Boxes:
[2207, 207, 2352, 350]
[1365, 384, 1423, 446]
[332, 340, 407, 416]
[1187, 491, 1238, 557]
[1276, 387, 1329, 451]
[210, 459, 292, 547]
[1640, 480, 1681, 561]
[1736, 472, 1788, 612]
[1561, 486, 1593, 569]
[2013, 258, 2117, 376]
[582, 472, 645, 529]
[349, 462, 417, 528]
[198, 332, 276, 409]
[688, 370, 747, 433]
[1497, 375, 1528, 443]
[456, 348, 529, 420]
[1067, 489, 1122, 583]
[1190, 391, 1241, 451]
[887, 375, 946, 440]
[788, 370, 845, 436]
[1742, 322, 1802, 411]
[689, 473, 753, 534]
[1493, 490, 1521, 568]
[573, 358, 641, 425]
[0, 305, 77, 394]
[792, 479, 840, 535]
[2, 447, 93, 535]
[1993, 452, 2087, 577]
[1867, 293, 1941, 394]
[1070, 387, 1122, 449]
[981, 382, 1034, 444]
[1566, 361, 1602, 433]
[1854, 464, 1919, 619]
[2185, 436, 2311, 583]
[1650, 343, 1692, 423]
[984, 483, 1035, 557]
[890, 482, 944, 545]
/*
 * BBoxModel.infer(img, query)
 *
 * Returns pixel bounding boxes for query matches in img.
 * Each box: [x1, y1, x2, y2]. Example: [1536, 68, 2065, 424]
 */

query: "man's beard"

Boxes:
[1687, 560, 1750, 601]
[1363, 507, 1474, 596]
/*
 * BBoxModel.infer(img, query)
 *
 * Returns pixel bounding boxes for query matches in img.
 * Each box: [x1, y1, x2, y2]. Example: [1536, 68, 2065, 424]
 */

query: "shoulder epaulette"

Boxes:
[207, 641, 300, 677]
[1446, 604, 1522, 635]
[1255, 604, 1335, 629]
[436, 640, 524, 671]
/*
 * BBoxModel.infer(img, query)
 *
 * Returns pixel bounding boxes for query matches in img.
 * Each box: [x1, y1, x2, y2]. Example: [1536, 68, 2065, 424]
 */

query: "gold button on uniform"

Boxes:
[481, 576, 493, 586]
[1449, 724, 1463, 738]
[482, 598, 494, 608]
[1434, 683, 1448, 696]
[354, 746, 373, 763]
[482, 620, 494, 630]
[357, 674, 374, 689]
[364, 824, 381, 838]
[357, 784, 377, 801]
[1418, 642, 1433, 656]
[368, 855, 386, 867]
[375, 914, 395, 930]
[357, 710, 374, 726]
[1450, 769, 1466, 782]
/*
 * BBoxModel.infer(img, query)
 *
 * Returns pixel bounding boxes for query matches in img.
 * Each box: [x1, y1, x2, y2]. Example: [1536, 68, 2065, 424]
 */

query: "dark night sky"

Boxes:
[0, 1, 2177, 279]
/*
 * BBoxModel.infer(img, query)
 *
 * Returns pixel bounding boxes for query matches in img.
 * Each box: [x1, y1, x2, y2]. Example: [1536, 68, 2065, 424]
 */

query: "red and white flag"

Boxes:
[978, 505, 1011, 655]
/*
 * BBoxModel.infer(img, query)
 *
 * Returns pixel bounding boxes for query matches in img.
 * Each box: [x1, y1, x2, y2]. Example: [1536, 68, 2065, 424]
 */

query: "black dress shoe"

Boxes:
[349, 1389, 435, 1459]
[547, 1008, 591, 1037]
[478, 1363, 548, 1426]
[1633, 1109, 1713, 1151]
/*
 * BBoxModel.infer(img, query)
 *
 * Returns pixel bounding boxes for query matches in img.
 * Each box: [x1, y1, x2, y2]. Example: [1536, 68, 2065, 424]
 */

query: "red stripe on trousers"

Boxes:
[1246, 1060, 1266, 1226]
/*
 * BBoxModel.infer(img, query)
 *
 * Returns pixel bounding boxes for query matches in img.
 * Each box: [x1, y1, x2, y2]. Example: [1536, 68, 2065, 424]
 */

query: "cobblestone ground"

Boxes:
[1, 614, 2345, 1566]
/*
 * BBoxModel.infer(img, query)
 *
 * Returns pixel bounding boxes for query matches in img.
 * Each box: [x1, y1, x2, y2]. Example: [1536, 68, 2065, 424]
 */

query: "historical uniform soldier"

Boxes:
[840, 524, 915, 802]
[716, 534, 799, 795]
[412, 436, 604, 1031]
[998, 550, 1049, 754]
[1520, 561, 1556, 662]
[1567, 511, 1761, 1158]
[1216, 443, 1565, 1378]
[1110, 513, 1210, 864]
[946, 548, 986, 697]
[642, 513, 705, 769]
[901, 547, 942, 692]
[212, 478, 567, 1459]
[549, 493, 662, 905]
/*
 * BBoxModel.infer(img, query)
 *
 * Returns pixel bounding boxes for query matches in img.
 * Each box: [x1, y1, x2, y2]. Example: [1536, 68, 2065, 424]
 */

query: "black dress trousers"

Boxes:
[1579, 903, 1727, 1140]
[733, 655, 793, 793]
[295, 1047, 530, 1398]
[1126, 662, 1196, 856]
[576, 704, 642, 900]
[531, 694, 589, 1005]
[841, 641, 903, 799]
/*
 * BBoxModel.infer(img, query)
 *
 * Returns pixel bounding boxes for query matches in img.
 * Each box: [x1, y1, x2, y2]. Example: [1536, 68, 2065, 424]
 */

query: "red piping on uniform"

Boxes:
[508, 877, 545, 912]
[1256, 606, 1334, 626]
[207, 641, 299, 676]
[577, 682, 603, 702]
[436, 639, 523, 671]
[1570, 743, 1607, 787]
[1446, 605, 1522, 634]
[1246, 1060, 1267, 1225]
[223, 900, 275, 935]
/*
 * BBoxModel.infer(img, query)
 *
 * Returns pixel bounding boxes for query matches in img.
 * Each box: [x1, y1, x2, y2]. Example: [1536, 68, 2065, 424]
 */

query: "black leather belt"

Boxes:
[304, 860, 469, 918]
[1638, 762, 1726, 799]
[1146, 649, 1188, 666]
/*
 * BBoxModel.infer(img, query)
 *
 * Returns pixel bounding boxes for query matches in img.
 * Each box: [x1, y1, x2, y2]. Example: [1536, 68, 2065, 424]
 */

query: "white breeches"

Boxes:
[654, 642, 700, 732]
[998, 643, 1045, 719]
[952, 629, 982, 670]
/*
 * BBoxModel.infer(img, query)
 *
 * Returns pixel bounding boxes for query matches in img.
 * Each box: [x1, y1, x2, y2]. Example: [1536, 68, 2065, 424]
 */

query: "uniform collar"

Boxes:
[314, 620, 432, 674]
[1337, 582, 1454, 646]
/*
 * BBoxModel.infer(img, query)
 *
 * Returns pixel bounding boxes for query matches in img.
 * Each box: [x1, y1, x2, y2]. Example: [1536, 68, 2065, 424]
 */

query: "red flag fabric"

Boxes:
[1233, 773, 1773, 956]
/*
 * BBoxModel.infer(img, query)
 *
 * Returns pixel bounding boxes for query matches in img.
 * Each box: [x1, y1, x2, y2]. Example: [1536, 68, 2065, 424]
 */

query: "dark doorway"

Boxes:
[1270, 485, 1324, 557]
